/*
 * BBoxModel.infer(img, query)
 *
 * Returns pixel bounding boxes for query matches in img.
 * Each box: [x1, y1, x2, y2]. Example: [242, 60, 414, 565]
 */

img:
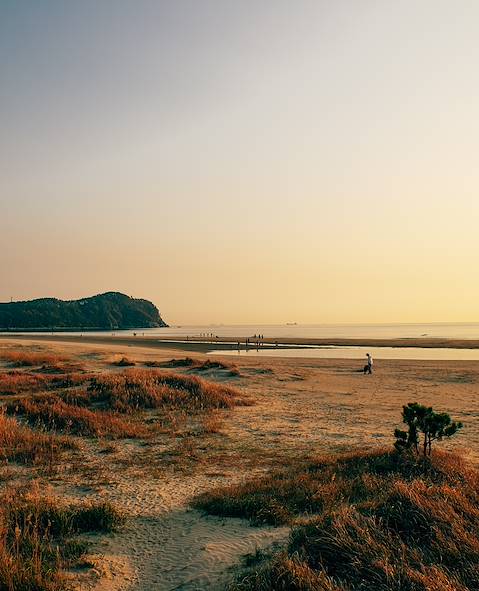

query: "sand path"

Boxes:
[72, 468, 287, 591]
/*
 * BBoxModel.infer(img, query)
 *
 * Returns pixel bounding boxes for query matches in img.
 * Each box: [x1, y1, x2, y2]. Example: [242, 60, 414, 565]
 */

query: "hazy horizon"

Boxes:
[2, 1, 478, 325]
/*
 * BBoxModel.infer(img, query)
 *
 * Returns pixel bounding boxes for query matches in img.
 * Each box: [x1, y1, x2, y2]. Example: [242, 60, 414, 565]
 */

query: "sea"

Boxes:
[127, 322, 479, 341]
[6, 322, 479, 361]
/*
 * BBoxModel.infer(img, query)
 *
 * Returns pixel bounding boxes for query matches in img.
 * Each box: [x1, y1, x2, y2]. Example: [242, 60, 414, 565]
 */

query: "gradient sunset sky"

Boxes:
[1, 1, 478, 324]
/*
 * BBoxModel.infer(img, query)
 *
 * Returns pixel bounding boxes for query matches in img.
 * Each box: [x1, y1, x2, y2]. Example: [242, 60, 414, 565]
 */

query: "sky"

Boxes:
[1, 1, 478, 325]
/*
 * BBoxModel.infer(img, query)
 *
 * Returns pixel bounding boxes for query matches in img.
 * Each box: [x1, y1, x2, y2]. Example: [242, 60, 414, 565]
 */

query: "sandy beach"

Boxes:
[1, 335, 479, 590]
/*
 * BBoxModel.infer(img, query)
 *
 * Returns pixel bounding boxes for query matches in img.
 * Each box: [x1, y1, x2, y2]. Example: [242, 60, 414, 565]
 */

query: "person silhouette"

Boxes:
[364, 353, 373, 374]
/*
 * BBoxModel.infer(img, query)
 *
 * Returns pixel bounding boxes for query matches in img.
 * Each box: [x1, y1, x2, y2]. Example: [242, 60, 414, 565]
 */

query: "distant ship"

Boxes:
[286, 322, 298, 326]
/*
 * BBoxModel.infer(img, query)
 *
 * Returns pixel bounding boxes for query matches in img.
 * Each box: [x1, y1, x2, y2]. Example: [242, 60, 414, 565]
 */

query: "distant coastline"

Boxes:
[0, 292, 167, 330]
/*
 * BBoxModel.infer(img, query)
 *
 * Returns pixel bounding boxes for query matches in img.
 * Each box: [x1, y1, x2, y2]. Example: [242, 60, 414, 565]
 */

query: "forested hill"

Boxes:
[0, 292, 168, 330]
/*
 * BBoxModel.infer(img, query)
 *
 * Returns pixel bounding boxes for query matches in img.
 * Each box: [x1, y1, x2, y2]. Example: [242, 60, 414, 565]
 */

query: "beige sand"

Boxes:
[3, 336, 479, 590]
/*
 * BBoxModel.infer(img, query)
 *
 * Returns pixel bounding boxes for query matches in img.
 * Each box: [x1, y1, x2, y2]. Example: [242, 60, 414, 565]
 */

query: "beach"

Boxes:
[4, 332, 479, 351]
[1, 335, 479, 590]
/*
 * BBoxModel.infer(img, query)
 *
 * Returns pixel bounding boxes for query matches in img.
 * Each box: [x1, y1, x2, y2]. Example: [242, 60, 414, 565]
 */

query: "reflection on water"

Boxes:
[5, 322, 479, 340]
[129, 322, 479, 340]
[209, 346, 479, 361]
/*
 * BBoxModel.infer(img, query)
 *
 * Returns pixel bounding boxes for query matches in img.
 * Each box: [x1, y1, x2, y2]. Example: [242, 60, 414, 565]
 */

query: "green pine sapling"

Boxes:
[394, 402, 463, 456]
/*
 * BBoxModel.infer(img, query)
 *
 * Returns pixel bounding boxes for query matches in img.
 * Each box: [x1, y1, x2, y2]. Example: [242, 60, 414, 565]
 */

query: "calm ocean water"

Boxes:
[211, 346, 479, 361]
[5, 322, 479, 339]
[108, 322, 479, 340]
[5, 323, 479, 360]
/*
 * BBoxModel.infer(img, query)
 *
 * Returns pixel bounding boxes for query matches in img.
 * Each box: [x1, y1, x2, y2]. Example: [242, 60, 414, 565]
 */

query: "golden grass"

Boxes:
[0, 411, 75, 465]
[0, 371, 48, 395]
[0, 350, 67, 367]
[0, 370, 92, 396]
[195, 449, 479, 591]
[161, 357, 198, 368]
[47, 371, 94, 389]
[162, 357, 240, 376]
[0, 484, 123, 591]
[87, 368, 250, 412]
[7, 397, 147, 439]
[112, 356, 136, 367]
[199, 411, 224, 434]
[0, 360, 245, 450]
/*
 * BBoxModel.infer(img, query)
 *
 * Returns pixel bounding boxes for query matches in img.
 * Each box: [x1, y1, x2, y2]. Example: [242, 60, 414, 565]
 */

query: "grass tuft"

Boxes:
[0, 350, 67, 367]
[196, 449, 479, 591]
[112, 356, 136, 367]
[163, 357, 240, 376]
[7, 397, 146, 438]
[87, 368, 249, 413]
[0, 410, 75, 465]
[0, 371, 49, 395]
[0, 485, 123, 590]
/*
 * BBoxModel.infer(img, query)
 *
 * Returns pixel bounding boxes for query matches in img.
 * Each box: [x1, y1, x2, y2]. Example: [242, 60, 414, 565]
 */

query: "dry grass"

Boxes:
[162, 357, 198, 368]
[87, 368, 250, 413]
[195, 449, 479, 591]
[0, 484, 123, 591]
[0, 350, 67, 367]
[0, 370, 92, 396]
[0, 360, 242, 448]
[0, 371, 49, 395]
[36, 362, 85, 374]
[199, 411, 224, 434]
[0, 411, 75, 465]
[7, 397, 147, 439]
[163, 357, 240, 376]
[112, 356, 136, 367]
[47, 371, 94, 389]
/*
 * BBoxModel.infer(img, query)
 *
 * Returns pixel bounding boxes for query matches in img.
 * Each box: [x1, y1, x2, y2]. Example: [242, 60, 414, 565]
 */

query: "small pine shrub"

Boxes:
[394, 402, 463, 456]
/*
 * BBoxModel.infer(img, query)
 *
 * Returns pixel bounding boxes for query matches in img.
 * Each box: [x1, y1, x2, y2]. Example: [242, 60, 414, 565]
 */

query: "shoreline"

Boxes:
[3, 333, 479, 352]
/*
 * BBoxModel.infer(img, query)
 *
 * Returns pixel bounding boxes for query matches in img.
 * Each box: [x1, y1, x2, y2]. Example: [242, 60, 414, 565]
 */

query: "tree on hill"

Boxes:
[0, 292, 167, 330]
[394, 402, 463, 456]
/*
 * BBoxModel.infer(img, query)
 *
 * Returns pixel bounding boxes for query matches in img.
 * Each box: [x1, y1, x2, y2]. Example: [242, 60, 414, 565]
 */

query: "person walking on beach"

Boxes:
[364, 353, 373, 374]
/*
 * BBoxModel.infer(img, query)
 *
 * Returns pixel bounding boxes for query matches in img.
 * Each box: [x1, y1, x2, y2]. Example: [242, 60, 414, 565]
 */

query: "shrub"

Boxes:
[164, 357, 197, 368]
[112, 357, 136, 367]
[394, 402, 463, 456]
[163, 358, 240, 375]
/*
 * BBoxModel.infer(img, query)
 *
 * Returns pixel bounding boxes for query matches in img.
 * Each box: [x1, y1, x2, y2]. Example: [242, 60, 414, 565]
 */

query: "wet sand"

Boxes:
[3, 332, 479, 351]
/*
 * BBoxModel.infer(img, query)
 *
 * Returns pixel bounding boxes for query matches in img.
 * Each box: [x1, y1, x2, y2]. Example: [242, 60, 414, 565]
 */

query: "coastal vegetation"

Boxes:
[0, 410, 75, 464]
[0, 342, 249, 588]
[195, 447, 478, 590]
[163, 357, 241, 376]
[87, 369, 248, 412]
[394, 402, 463, 456]
[0, 484, 123, 591]
[6, 397, 146, 438]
